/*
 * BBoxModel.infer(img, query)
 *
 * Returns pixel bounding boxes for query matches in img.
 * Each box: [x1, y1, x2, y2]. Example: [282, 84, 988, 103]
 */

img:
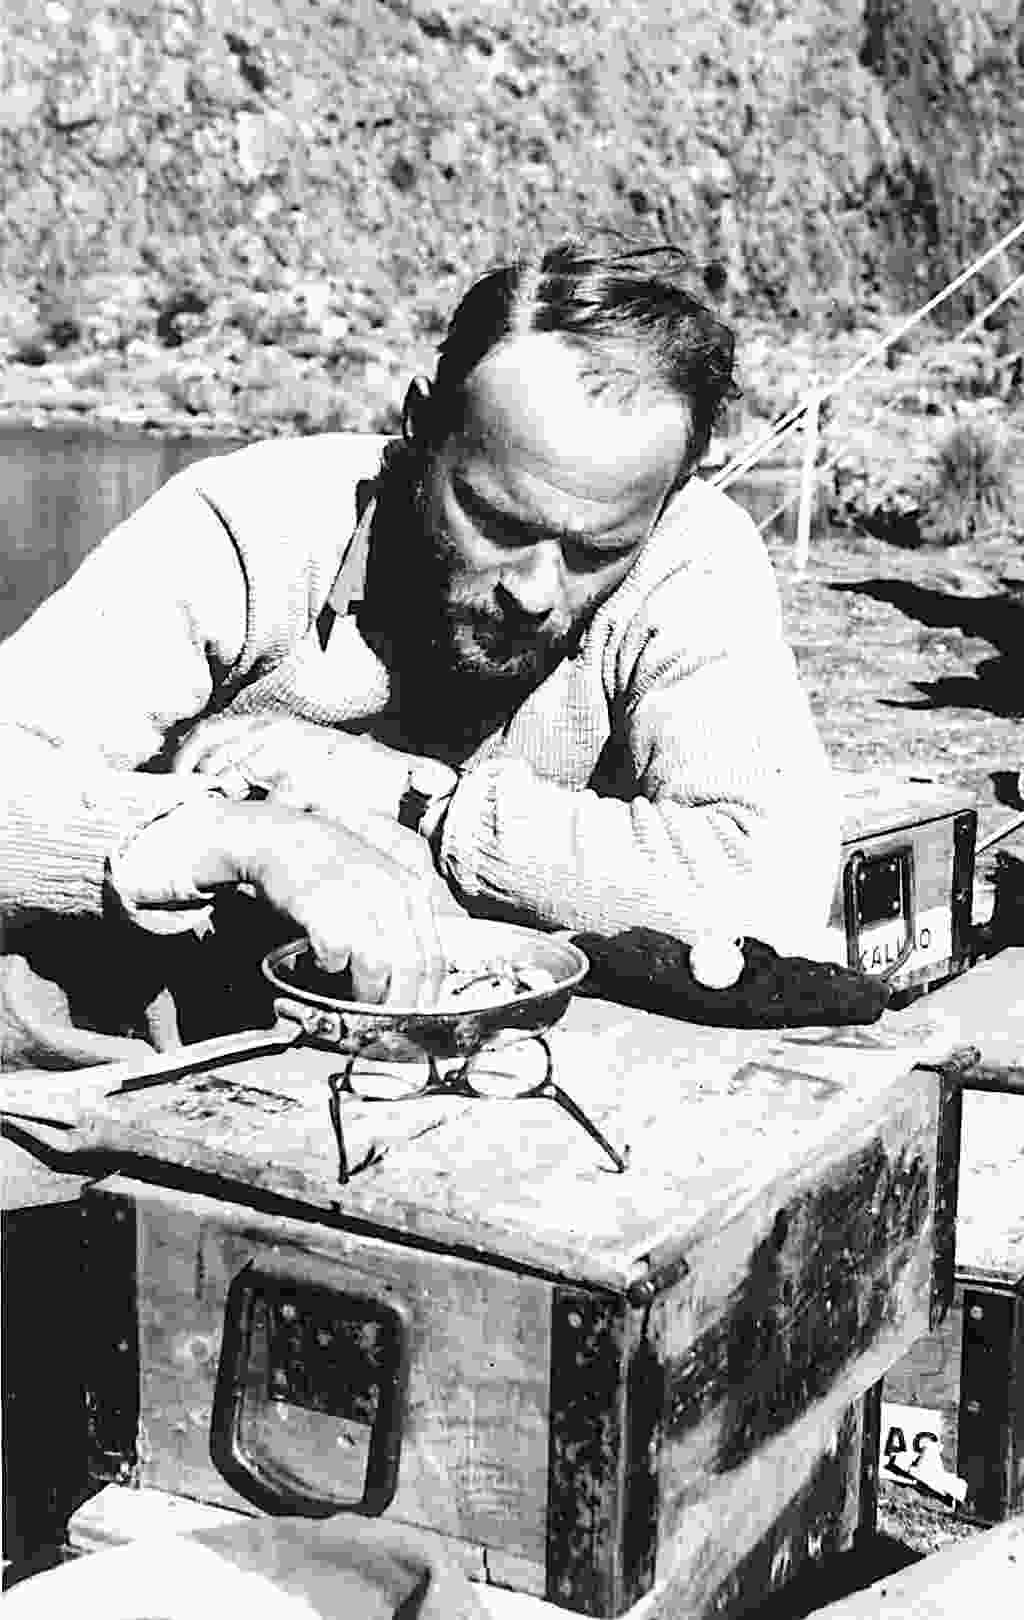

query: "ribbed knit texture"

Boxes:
[0, 433, 839, 955]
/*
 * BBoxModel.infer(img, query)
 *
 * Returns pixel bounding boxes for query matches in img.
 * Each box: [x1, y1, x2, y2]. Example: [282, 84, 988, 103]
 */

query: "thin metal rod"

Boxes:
[960, 1064, 1024, 1097]
[976, 812, 1024, 856]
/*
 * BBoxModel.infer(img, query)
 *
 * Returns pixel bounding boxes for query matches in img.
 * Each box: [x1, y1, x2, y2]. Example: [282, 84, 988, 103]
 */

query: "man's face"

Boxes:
[417, 333, 691, 688]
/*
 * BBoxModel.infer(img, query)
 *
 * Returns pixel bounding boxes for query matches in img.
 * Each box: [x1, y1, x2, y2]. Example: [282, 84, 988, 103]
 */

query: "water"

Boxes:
[0, 424, 244, 643]
[0, 424, 797, 645]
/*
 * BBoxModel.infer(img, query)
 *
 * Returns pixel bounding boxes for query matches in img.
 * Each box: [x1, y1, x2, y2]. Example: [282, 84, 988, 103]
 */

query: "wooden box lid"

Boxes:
[37, 995, 958, 1293]
[835, 770, 976, 843]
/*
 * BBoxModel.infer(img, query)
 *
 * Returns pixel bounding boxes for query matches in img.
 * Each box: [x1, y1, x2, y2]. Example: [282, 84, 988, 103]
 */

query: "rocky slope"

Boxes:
[0, 0, 1020, 530]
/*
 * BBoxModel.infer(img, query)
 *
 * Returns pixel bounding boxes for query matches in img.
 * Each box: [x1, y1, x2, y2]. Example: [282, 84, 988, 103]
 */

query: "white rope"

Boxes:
[703, 228, 1023, 567]
[711, 215, 1024, 493]
[944, 267, 1024, 347]
[793, 386, 822, 573]
[753, 267, 1024, 539]
[754, 438, 848, 536]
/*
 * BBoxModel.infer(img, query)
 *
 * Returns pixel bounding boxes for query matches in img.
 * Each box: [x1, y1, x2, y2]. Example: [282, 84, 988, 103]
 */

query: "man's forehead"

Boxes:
[454, 334, 690, 499]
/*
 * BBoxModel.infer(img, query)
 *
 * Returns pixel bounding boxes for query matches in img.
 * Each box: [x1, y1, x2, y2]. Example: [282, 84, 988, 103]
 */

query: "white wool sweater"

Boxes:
[0, 433, 839, 954]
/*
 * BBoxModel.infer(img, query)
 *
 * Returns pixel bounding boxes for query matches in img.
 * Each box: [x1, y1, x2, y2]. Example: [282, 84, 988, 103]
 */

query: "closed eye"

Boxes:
[453, 476, 641, 568]
[561, 534, 640, 572]
[453, 478, 530, 546]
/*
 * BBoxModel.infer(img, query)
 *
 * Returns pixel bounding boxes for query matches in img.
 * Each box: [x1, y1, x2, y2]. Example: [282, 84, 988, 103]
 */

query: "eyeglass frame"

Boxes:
[326, 1036, 629, 1183]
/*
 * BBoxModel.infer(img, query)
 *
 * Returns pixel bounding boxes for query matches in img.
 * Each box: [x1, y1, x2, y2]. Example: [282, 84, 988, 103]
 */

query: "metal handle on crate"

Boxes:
[210, 1252, 411, 1518]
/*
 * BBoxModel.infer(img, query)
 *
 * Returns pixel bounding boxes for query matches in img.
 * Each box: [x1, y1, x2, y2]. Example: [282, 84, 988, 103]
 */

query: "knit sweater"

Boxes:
[0, 432, 839, 956]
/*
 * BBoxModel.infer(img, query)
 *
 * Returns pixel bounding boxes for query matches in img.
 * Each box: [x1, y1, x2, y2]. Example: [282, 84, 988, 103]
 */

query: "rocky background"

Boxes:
[0, 0, 1021, 533]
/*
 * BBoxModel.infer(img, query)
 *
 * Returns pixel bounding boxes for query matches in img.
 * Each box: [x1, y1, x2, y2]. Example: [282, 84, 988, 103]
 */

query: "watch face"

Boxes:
[399, 761, 459, 835]
[410, 760, 459, 796]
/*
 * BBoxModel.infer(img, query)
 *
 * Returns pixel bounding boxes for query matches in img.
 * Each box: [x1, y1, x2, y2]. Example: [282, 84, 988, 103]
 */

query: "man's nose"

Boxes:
[499, 542, 565, 622]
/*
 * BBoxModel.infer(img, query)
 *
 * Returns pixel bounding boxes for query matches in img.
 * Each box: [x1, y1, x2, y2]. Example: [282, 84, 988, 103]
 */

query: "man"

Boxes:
[0, 243, 838, 1063]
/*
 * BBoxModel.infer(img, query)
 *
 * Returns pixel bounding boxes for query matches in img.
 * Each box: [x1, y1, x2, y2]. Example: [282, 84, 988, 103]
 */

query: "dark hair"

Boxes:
[430, 241, 739, 471]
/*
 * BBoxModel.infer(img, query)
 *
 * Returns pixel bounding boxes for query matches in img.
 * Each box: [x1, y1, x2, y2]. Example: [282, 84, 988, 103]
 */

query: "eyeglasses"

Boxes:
[327, 1035, 628, 1183]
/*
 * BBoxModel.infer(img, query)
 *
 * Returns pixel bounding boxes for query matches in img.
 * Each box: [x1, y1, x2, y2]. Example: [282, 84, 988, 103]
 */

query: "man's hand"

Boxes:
[174, 714, 456, 828]
[122, 799, 447, 1007]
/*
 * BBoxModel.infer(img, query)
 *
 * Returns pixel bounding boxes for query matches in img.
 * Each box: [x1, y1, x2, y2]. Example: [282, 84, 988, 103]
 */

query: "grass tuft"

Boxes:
[918, 419, 1020, 547]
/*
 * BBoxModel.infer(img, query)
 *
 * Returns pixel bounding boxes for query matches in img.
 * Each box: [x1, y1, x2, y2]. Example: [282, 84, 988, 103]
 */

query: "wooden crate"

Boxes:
[880, 949, 1024, 1522]
[43, 991, 962, 1620]
[825, 773, 977, 998]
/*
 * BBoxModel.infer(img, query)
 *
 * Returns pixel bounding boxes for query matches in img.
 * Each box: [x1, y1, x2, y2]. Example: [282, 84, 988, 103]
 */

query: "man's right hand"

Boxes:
[118, 798, 447, 1008]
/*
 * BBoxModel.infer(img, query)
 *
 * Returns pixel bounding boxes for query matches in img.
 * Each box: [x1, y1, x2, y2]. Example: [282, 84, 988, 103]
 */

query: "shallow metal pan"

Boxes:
[0, 919, 590, 1127]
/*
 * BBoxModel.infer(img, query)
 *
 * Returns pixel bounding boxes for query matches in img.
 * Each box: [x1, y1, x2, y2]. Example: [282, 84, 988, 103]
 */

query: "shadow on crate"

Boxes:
[2, 1202, 95, 1569]
[746, 1533, 923, 1620]
[973, 851, 1024, 956]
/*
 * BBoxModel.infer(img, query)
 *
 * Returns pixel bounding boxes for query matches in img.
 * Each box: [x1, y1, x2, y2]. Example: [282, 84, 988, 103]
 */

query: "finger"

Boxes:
[381, 882, 445, 1009]
[314, 868, 432, 1010]
[174, 717, 267, 776]
[193, 739, 274, 786]
[255, 816, 441, 1007]
[405, 883, 446, 1008]
[202, 739, 311, 803]
[270, 783, 321, 814]
[348, 948, 394, 1006]
[209, 766, 254, 802]
[174, 719, 244, 774]
[301, 912, 351, 978]
[302, 876, 395, 1004]
[335, 903, 395, 1005]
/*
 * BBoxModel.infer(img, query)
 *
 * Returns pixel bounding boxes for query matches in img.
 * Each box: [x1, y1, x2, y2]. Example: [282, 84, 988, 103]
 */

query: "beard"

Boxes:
[431, 541, 583, 690]
[363, 448, 584, 745]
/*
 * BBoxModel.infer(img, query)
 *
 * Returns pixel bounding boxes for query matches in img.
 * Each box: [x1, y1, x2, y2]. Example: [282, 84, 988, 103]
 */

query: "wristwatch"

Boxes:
[398, 761, 458, 843]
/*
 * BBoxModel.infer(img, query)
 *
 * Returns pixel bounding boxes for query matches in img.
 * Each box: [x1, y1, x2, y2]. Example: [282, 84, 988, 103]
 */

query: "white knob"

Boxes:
[690, 936, 745, 990]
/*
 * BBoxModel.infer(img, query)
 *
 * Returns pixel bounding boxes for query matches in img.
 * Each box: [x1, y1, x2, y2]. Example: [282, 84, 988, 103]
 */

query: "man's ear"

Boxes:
[401, 375, 433, 446]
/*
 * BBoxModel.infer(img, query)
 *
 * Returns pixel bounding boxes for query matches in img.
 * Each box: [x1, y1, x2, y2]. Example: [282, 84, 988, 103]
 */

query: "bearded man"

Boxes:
[0, 243, 838, 1062]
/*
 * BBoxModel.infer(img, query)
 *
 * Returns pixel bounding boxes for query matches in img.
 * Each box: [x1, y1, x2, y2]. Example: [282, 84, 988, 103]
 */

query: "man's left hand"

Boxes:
[174, 714, 456, 829]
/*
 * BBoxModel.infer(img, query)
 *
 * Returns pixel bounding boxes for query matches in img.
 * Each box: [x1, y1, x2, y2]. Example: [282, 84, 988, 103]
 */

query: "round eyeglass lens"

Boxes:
[460, 1036, 550, 1097]
[341, 1057, 433, 1101]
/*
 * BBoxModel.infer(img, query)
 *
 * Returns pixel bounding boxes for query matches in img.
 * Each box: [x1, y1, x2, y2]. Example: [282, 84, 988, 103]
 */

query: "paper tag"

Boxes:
[881, 1400, 946, 1471]
[879, 1401, 967, 1503]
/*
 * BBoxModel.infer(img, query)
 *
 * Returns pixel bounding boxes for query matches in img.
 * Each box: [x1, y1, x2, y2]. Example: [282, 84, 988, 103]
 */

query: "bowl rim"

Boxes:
[261, 919, 591, 1023]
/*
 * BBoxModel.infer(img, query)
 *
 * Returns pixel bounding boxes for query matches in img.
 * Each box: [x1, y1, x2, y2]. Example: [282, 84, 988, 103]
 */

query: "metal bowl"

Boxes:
[262, 917, 590, 1063]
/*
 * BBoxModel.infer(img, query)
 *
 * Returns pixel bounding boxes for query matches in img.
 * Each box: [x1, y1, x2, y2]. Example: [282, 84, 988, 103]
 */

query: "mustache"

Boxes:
[447, 597, 550, 638]
[445, 597, 581, 660]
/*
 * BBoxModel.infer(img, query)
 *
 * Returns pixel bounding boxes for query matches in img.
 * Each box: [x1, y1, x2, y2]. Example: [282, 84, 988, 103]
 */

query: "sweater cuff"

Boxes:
[435, 757, 544, 914]
[2, 764, 224, 932]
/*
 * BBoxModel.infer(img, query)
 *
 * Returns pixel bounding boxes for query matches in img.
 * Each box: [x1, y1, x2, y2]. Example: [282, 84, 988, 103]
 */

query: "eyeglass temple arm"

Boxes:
[535, 1076, 630, 1174]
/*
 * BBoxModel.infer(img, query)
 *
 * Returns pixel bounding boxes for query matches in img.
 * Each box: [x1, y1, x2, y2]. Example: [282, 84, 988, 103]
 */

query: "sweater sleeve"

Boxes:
[0, 466, 247, 923]
[436, 532, 840, 956]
